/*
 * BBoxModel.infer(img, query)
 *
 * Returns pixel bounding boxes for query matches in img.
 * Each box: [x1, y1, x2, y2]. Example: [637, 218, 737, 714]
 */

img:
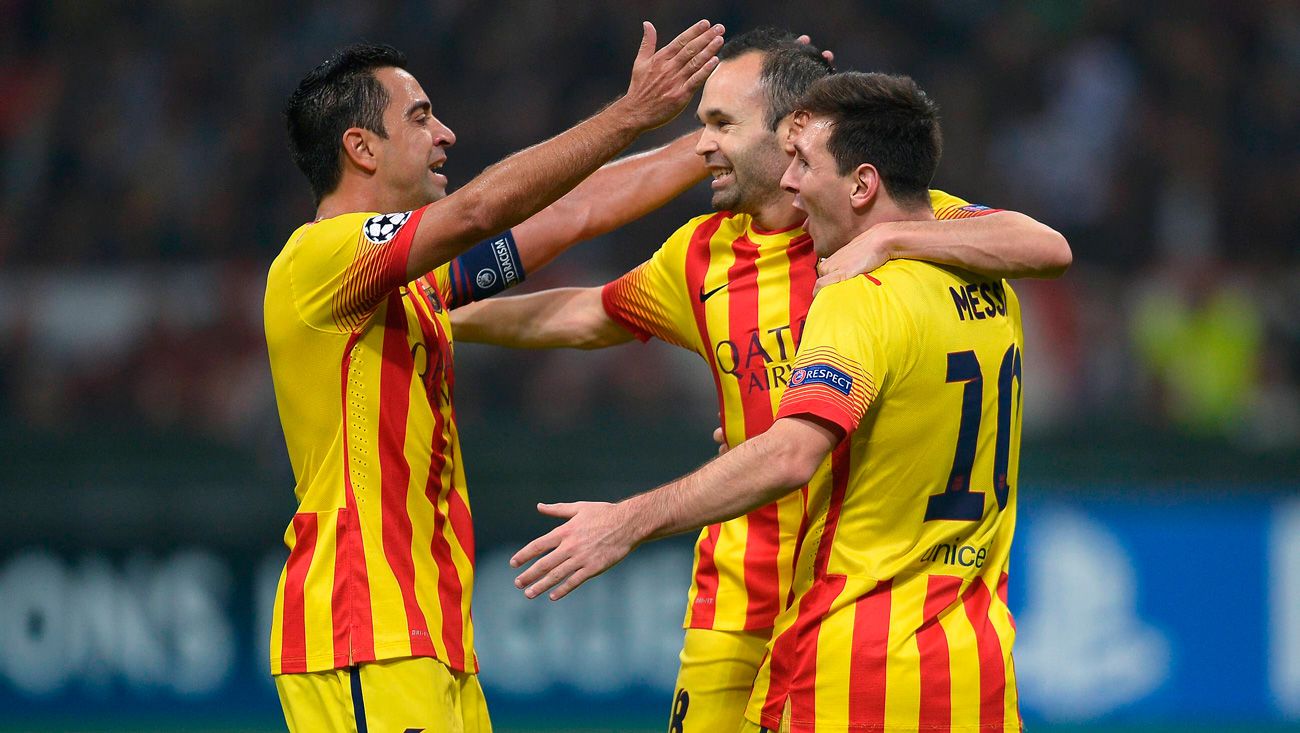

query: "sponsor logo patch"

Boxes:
[475, 268, 498, 289]
[362, 211, 411, 244]
[788, 363, 853, 395]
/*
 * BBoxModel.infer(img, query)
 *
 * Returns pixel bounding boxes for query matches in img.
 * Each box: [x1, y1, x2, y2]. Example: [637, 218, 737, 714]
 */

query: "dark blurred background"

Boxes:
[0, 1, 1297, 731]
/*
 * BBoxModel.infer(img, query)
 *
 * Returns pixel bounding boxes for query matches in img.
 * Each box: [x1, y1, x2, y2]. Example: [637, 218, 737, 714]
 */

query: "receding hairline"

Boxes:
[694, 53, 767, 124]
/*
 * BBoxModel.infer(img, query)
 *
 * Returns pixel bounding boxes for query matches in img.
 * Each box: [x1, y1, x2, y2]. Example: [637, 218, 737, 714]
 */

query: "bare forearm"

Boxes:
[451, 287, 629, 349]
[513, 131, 706, 272]
[405, 20, 725, 279]
[408, 104, 646, 277]
[882, 211, 1072, 279]
[620, 429, 816, 545]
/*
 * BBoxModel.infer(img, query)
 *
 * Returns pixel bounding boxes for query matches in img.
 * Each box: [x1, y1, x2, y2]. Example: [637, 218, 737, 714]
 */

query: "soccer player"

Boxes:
[453, 29, 1062, 733]
[263, 22, 725, 733]
[512, 70, 1026, 733]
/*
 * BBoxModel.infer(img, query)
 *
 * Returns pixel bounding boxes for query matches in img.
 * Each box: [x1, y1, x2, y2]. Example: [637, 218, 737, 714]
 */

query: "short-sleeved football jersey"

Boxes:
[601, 191, 999, 633]
[264, 208, 478, 676]
[746, 261, 1025, 733]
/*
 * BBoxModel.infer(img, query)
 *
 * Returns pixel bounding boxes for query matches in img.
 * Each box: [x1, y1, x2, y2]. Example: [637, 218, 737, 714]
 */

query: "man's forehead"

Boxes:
[794, 116, 834, 154]
[378, 66, 428, 106]
[697, 54, 764, 114]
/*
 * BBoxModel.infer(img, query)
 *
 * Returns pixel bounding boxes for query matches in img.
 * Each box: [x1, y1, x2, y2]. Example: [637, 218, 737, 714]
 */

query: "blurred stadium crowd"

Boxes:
[1, 0, 1297, 456]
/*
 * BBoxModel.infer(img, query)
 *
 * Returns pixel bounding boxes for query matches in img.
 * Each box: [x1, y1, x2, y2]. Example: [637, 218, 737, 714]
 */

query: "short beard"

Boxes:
[710, 173, 776, 214]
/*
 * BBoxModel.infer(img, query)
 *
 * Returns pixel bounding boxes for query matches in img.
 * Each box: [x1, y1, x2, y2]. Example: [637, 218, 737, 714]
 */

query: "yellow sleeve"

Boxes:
[600, 214, 715, 352]
[775, 277, 893, 434]
[289, 209, 422, 332]
[928, 189, 1002, 221]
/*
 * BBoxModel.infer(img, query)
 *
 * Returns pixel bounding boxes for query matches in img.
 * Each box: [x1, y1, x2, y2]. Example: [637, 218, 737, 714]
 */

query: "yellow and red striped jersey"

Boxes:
[264, 208, 478, 676]
[601, 191, 995, 633]
[746, 260, 1025, 733]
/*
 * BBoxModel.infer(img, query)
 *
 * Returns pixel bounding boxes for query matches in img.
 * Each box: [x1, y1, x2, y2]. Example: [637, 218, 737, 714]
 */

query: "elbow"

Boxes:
[771, 440, 823, 490]
[1028, 218, 1072, 279]
[450, 187, 512, 243]
[573, 319, 627, 350]
[1042, 227, 1073, 278]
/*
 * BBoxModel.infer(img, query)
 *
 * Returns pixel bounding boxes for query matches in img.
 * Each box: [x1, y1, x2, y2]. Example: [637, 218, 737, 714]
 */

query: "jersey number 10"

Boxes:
[924, 343, 1022, 522]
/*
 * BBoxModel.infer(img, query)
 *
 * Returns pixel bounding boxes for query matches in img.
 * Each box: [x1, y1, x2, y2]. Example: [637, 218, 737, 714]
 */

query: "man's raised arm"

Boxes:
[509, 131, 705, 273]
[406, 20, 723, 281]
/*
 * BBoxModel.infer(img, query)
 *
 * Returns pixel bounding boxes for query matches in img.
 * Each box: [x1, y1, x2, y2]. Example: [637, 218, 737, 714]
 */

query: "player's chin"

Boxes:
[710, 190, 739, 212]
[425, 182, 448, 203]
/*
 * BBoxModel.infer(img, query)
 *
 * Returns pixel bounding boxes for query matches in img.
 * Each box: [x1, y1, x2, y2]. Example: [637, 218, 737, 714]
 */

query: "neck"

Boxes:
[750, 190, 806, 233]
[836, 195, 935, 253]
[316, 176, 409, 221]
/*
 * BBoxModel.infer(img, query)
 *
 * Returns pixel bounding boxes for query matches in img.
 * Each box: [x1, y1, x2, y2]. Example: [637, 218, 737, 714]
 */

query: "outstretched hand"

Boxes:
[510, 501, 637, 601]
[620, 20, 725, 131]
[813, 224, 893, 296]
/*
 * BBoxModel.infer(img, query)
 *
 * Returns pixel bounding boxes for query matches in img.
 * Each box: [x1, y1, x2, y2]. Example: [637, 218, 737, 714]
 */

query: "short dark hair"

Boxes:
[718, 27, 834, 131]
[797, 72, 942, 207]
[285, 43, 408, 203]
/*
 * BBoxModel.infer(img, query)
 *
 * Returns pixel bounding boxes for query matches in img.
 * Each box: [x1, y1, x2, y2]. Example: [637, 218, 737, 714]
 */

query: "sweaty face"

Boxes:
[694, 54, 790, 215]
[373, 67, 456, 210]
[781, 115, 852, 257]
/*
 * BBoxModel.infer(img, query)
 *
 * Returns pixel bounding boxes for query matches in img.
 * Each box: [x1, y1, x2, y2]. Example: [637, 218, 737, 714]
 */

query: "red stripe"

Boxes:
[336, 331, 375, 666]
[998, 572, 1014, 630]
[279, 512, 317, 673]
[409, 297, 468, 671]
[761, 620, 796, 725]
[847, 579, 892, 726]
[727, 231, 781, 628]
[377, 293, 435, 656]
[428, 462, 466, 671]
[786, 440, 850, 729]
[422, 388, 466, 671]
[781, 233, 817, 614]
[962, 580, 1006, 730]
[689, 524, 721, 627]
[813, 441, 852, 576]
[335, 332, 377, 665]
[787, 574, 846, 730]
[682, 213, 727, 628]
[917, 574, 963, 731]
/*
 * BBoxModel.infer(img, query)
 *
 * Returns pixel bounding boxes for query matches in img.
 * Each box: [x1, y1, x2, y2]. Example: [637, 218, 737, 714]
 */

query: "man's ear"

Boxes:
[341, 127, 380, 175]
[849, 163, 880, 212]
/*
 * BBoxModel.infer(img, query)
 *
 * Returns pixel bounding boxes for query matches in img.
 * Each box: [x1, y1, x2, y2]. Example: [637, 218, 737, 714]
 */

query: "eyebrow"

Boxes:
[405, 100, 432, 118]
[696, 107, 727, 123]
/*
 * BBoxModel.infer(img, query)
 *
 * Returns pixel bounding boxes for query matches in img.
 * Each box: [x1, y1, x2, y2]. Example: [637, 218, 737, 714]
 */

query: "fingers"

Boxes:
[686, 53, 722, 89]
[812, 271, 849, 297]
[510, 529, 562, 569]
[522, 555, 581, 599]
[513, 540, 568, 591]
[664, 19, 714, 56]
[536, 501, 580, 519]
[677, 22, 724, 60]
[636, 21, 657, 64]
[545, 564, 596, 601]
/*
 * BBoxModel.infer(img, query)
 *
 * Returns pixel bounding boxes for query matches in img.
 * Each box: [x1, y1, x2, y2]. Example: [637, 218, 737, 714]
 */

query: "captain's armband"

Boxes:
[446, 230, 526, 308]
